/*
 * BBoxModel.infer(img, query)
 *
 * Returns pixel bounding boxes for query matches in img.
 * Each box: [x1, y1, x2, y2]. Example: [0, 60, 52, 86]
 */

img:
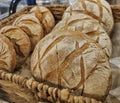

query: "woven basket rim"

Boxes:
[0, 4, 68, 27]
[0, 4, 120, 26]
[0, 70, 103, 103]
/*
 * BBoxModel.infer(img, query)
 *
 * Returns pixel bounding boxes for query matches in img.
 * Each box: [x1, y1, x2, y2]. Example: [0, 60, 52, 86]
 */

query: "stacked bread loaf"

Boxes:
[0, 6, 55, 72]
[13, 6, 55, 51]
[0, 34, 16, 72]
[31, 0, 114, 102]
[0, 26, 31, 68]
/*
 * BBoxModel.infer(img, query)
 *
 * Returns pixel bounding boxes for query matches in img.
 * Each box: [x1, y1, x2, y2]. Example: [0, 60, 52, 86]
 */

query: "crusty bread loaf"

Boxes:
[13, 14, 44, 50]
[53, 16, 112, 57]
[63, 0, 114, 35]
[0, 26, 31, 67]
[0, 34, 16, 72]
[30, 6, 55, 34]
[31, 30, 111, 100]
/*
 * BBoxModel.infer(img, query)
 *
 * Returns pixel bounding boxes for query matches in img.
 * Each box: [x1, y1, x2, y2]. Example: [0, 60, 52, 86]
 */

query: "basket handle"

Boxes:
[9, 0, 36, 15]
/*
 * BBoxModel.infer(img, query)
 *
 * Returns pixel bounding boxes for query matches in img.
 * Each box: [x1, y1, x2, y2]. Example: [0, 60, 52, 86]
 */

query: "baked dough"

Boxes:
[0, 34, 16, 72]
[31, 30, 111, 100]
[63, 0, 114, 35]
[13, 14, 44, 50]
[0, 26, 31, 67]
[53, 16, 112, 57]
[30, 6, 55, 34]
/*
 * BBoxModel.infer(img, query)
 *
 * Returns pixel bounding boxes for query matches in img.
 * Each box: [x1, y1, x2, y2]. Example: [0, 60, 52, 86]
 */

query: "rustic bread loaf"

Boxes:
[13, 14, 44, 50]
[63, 0, 114, 35]
[53, 16, 112, 57]
[0, 26, 31, 67]
[30, 6, 55, 34]
[0, 34, 16, 72]
[31, 30, 111, 100]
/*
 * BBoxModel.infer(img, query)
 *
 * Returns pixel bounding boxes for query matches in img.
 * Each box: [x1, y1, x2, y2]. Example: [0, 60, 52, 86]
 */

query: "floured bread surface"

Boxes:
[0, 34, 16, 72]
[0, 26, 31, 67]
[31, 30, 111, 100]
[13, 14, 44, 50]
[30, 6, 55, 34]
[53, 16, 112, 57]
[63, 0, 114, 34]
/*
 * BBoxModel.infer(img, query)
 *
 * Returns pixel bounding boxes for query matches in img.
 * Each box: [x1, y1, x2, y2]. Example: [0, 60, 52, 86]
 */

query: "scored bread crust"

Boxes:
[53, 15, 112, 57]
[0, 26, 31, 67]
[63, 0, 114, 35]
[13, 14, 44, 50]
[31, 30, 111, 101]
[30, 6, 55, 34]
[0, 34, 16, 72]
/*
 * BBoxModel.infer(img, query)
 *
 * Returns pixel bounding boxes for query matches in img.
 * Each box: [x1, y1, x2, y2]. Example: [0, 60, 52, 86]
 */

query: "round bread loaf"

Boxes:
[63, 0, 114, 34]
[0, 26, 31, 67]
[53, 16, 112, 57]
[31, 30, 111, 100]
[30, 6, 55, 34]
[0, 34, 16, 72]
[13, 14, 44, 50]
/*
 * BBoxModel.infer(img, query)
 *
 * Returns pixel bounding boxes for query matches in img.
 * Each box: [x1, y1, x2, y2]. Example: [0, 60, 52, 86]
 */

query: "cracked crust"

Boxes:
[0, 26, 31, 67]
[53, 16, 112, 57]
[0, 34, 16, 72]
[13, 14, 44, 51]
[30, 6, 55, 34]
[31, 30, 111, 101]
[63, 0, 114, 35]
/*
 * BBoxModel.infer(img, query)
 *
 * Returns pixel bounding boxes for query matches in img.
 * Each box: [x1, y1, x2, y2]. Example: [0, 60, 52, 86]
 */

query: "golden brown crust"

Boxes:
[53, 16, 112, 57]
[0, 34, 16, 72]
[63, 0, 114, 35]
[30, 6, 55, 34]
[0, 26, 31, 67]
[13, 14, 44, 50]
[31, 30, 111, 100]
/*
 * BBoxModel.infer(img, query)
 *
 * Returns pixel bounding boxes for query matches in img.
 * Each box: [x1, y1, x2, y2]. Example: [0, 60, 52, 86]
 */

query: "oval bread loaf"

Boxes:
[63, 0, 114, 34]
[0, 26, 31, 67]
[30, 6, 55, 34]
[13, 14, 44, 50]
[31, 30, 111, 100]
[53, 16, 112, 57]
[0, 34, 16, 72]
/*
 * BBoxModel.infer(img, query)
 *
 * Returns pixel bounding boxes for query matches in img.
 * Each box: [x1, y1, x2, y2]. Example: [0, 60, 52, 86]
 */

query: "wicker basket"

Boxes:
[0, 4, 120, 103]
